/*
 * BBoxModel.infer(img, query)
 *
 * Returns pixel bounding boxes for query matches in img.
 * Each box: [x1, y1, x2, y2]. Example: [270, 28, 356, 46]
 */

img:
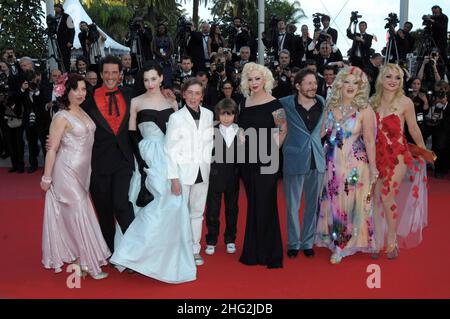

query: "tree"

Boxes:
[0, 0, 47, 58]
[81, 0, 184, 44]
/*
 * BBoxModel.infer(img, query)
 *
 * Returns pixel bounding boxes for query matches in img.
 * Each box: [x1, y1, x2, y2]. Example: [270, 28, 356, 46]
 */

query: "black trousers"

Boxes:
[205, 187, 239, 246]
[24, 125, 40, 168]
[90, 166, 135, 252]
[4, 125, 24, 170]
[423, 123, 449, 174]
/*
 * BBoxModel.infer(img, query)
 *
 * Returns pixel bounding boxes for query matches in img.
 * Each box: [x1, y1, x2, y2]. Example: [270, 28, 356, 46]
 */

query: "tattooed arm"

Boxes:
[272, 108, 288, 147]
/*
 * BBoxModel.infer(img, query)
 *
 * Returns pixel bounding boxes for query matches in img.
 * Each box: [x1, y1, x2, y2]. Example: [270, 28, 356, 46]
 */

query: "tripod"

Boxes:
[48, 34, 65, 73]
[385, 28, 399, 65]
[89, 38, 103, 65]
[414, 28, 445, 77]
[131, 32, 144, 71]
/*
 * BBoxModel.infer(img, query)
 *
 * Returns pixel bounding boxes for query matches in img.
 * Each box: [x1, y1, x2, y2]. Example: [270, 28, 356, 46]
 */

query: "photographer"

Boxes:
[86, 24, 107, 73]
[423, 86, 449, 178]
[152, 23, 174, 88]
[19, 70, 47, 173]
[2, 93, 24, 173]
[53, 3, 75, 72]
[185, 22, 208, 73]
[1, 47, 20, 76]
[272, 49, 294, 99]
[0, 61, 12, 158]
[126, 17, 154, 70]
[347, 13, 373, 69]
[321, 15, 338, 46]
[295, 25, 313, 68]
[424, 6, 448, 65]
[405, 78, 429, 141]
[229, 17, 251, 54]
[417, 48, 444, 91]
[395, 21, 415, 61]
[314, 41, 344, 75]
[78, 21, 90, 59]
[270, 19, 296, 62]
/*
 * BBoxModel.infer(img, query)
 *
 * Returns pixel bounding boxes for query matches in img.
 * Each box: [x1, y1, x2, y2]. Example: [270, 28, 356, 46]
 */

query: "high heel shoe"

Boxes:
[330, 251, 342, 264]
[89, 272, 109, 280]
[386, 242, 399, 260]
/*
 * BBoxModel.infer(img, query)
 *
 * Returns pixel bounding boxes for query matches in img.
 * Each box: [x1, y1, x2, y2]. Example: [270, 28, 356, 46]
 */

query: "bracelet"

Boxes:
[41, 176, 52, 184]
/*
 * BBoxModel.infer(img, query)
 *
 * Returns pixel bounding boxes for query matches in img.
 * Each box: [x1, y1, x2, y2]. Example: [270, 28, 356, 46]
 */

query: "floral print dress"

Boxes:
[315, 111, 376, 256]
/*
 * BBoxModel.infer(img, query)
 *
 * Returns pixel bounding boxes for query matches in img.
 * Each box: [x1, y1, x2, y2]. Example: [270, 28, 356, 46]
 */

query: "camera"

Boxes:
[351, 11, 362, 24]
[129, 18, 143, 32]
[435, 90, 447, 99]
[384, 12, 399, 30]
[216, 63, 225, 73]
[422, 15, 433, 28]
[87, 23, 100, 43]
[312, 13, 325, 30]
[46, 14, 58, 36]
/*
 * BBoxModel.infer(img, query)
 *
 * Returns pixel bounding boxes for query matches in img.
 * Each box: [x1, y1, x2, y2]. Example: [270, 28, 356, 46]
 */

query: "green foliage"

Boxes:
[81, 0, 185, 43]
[0, 0, 47, 57]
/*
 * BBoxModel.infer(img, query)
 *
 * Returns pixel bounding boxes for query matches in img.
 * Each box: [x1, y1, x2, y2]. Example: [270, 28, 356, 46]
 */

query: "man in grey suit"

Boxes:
[279, 68, 325, 258]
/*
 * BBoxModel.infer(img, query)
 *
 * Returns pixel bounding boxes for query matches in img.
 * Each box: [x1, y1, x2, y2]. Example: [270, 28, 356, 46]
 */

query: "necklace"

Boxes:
[339, 104, 353, 118]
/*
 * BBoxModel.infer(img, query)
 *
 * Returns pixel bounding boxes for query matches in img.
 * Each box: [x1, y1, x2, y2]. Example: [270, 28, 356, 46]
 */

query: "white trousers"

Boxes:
[182, 181, 209, 254]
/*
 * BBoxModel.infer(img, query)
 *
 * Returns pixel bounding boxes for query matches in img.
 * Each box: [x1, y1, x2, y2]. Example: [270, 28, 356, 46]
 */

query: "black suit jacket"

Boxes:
[209, 124, 242, 192]
[272, 32, 296, 60]
[82, 86, 135, 175]
[347, 30, 373, 64]
[187, 31, 206, 72]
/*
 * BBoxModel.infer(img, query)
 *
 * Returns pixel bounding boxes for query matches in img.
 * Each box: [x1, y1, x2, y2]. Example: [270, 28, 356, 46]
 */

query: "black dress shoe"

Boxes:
[303, 249, 315, 258]
[287, 249, 299, 258]
[27, 166, 37, 174]
[8, 167, 17, 173]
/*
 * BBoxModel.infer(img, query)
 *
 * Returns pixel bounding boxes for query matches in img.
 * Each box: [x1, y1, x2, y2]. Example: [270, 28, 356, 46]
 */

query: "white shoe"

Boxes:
[205, 245, 216, 255]
[226, 243, 236, 254]
[194, 254, 204, 266]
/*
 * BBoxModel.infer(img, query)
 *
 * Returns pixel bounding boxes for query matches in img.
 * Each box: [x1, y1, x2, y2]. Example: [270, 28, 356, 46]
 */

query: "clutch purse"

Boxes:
[136, 174, 154, 207]
[408, 143, 437, 163]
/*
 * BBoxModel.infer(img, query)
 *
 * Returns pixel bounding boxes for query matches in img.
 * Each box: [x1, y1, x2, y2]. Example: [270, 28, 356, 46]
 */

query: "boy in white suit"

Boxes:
[165, 78, 214, 266]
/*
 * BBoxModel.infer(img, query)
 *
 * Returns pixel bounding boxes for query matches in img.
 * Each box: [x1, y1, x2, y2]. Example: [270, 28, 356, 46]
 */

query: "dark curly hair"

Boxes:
[58, 73, 86, 110]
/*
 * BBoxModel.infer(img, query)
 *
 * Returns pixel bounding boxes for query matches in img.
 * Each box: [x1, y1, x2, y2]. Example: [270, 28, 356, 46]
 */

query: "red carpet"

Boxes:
[1, 168, 449, 299]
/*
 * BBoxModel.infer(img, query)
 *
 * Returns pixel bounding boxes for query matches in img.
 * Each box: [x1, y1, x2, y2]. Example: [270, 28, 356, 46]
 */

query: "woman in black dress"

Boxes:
[238, 62, 287, 269]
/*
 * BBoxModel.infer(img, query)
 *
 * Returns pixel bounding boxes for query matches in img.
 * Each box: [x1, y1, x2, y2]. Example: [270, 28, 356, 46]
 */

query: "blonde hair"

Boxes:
[240, 62, 274, 97]
[327, 66, 370, 111]
[370, 63, 404, 112]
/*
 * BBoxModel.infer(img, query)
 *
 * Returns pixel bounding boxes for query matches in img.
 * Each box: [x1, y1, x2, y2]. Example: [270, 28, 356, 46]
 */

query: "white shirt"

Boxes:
[219, 123, 238, 148]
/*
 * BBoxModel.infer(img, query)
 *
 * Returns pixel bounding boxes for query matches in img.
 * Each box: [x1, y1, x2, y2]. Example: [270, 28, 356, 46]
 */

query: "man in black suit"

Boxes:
[186, 24, 207, 73]
[54, 4, 75, 73]
[347, 20, 373, 69]
[271, 19, 296, 62]
[82, 56, 135, 252]
[321, 15, 338, 46]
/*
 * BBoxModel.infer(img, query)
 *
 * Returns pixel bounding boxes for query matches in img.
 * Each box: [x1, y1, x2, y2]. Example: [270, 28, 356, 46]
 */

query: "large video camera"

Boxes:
[129, 17, 143, 33]
[46, 14, 58, 36]
[87, 23, 100, 43]
[313, 13, 325, 30]
[384, 12, 399, 30]
[350, 11, 362, 24]
[422, 15, 434, 28]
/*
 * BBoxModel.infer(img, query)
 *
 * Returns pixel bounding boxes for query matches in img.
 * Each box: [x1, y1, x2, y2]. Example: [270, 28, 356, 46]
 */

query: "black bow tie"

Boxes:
[279, 33, 285, 36]
[106, 90, 120, 117]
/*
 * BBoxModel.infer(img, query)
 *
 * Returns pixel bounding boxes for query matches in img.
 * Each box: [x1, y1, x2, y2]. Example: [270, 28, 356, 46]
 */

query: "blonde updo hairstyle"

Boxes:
[240, 62, 274, 97]
[370, 63, 405, 112]
[327, 66, 370, 111]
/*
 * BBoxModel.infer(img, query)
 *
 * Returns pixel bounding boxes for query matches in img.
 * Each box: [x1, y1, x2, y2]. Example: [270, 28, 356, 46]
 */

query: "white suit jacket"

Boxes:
[165, 106, 214, 185]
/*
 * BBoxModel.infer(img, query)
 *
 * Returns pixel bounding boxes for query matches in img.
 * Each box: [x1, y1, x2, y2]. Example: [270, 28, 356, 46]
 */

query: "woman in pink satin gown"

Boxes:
[40, 74, 110, 279]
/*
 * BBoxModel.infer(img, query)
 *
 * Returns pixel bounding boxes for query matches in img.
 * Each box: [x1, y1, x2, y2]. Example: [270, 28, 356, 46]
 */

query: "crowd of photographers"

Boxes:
[0, 4, 449, 177]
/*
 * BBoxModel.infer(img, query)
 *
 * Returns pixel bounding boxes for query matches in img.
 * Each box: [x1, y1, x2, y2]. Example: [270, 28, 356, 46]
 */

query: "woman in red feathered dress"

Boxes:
[370, 64, 428, 259]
